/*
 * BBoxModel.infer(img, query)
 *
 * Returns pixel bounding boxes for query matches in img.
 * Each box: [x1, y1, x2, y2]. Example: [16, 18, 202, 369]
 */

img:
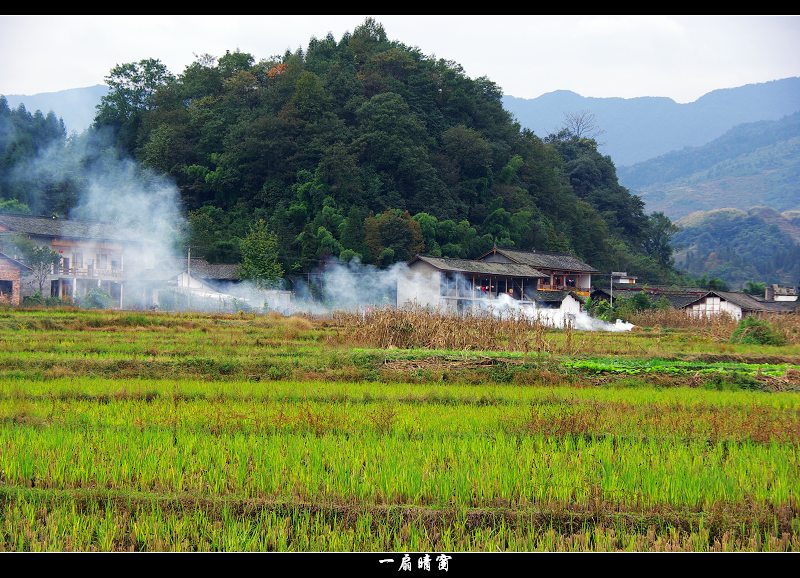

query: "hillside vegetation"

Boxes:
[85, 19, 677, 280]
[673, 207, 800, 287]
[620, 112, 800, 220]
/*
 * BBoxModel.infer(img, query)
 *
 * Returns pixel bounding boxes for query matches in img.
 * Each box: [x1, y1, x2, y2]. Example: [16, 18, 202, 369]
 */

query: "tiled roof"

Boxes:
[524, 289, 569, 303]
[177, 259, 240, 281]
[0, 213, 132, 242]
[411, 255, 548, 278]
[711, 290, 788, 312]
[661, 293, 706, 309]
[483, 248, 599, 273]
[0, 252, 31, 271]
[140, 259, 241, 282]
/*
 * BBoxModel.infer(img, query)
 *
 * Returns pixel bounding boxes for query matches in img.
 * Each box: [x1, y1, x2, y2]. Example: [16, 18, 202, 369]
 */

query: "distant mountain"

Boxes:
[503, 77, 800, 166]
[618, 112, 800, 220]
[2, 85, 107, 134]
[673, 207, 800, 287]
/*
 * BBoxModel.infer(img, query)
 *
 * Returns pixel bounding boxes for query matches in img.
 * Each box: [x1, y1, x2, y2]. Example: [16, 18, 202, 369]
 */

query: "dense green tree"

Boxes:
[697, 275, 730, 291]
[743, 281, 767, 296]
[364, 209, 424, 266]
[9, 235, 61, 295]
[0, 98, 71, 212]
[238, 219, 284, 289]
[83, 19, 680, 283]
[0, 199, 30, 214]
[643, 212, 679, 267]
[95, 59, 174, 153]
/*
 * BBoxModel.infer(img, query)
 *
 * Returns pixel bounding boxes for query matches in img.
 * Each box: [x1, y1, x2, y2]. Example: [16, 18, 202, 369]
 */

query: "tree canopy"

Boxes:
[6, 19, 680, 285]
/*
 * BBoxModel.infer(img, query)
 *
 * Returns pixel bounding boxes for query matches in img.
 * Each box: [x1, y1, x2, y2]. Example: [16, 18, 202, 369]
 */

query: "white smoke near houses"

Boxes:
[476, 292, 634, 332]
[283, 260, 634, 332]
[3, 124, 630, 331]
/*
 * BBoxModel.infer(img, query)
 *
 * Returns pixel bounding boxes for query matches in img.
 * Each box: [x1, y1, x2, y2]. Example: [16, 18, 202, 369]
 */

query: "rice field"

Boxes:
[0, 308, 798, 551]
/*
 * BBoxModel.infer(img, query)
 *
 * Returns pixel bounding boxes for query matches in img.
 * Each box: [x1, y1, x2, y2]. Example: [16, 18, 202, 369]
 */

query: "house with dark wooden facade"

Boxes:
[478, 247, 598, 295]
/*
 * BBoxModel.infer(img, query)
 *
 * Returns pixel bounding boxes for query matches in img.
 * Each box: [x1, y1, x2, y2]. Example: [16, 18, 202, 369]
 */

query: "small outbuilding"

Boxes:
[0, 252, 32, 306]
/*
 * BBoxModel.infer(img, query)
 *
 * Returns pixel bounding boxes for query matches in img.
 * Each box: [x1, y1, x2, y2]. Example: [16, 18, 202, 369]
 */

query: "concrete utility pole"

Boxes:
[187, 246, 191, 309]
[610, 272, 613, 307]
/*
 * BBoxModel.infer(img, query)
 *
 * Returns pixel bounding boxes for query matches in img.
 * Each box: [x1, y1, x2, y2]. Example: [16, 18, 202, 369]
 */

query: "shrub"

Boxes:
[22, 293, 46, 306]
[729, 316, 787, 346]
[83, 288, 112, 310]
[22, 293, 64, 307]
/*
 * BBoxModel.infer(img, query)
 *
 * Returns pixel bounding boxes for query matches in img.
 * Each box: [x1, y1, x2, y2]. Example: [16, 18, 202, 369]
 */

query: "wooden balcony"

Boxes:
[55, 266, 125, 279]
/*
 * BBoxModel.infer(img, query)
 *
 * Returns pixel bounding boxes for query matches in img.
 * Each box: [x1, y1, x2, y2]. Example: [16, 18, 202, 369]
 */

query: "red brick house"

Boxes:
[0, 252, 31, 306]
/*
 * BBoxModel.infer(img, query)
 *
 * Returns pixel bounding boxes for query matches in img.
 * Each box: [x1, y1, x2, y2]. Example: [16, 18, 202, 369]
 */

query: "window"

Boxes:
[0, 280, 12, 296]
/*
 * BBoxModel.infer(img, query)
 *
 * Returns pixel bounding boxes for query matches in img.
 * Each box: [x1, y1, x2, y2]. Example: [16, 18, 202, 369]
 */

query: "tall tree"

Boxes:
[10, 236, 60, 295]
[238, 219, 284, 289]
[561, 110, 604, 140]
[95, 58, 174, 153]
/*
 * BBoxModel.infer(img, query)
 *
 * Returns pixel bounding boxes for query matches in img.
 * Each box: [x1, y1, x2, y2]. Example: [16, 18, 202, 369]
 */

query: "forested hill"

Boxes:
[673, 207, 800, 287]
[19, 19, 677, 281]
[0, 97, 70, 212]
[3, 85, 108, 134]
[618, 112, 800, 219]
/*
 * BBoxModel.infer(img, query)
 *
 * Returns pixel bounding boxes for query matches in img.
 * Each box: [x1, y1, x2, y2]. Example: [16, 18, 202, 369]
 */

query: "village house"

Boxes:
[590, 285, 709, 309]
[611, 271, 638, 285]
[766, 284, 798, 302]
[0, 213, 131, 306]
[0, 252, 31, 306]
[397, 253, 583, 316]
[478, 247, 598, 295]
[682, 290, 799, 320]
[0, 213, 248, 309]
[592, 284, 799, 320]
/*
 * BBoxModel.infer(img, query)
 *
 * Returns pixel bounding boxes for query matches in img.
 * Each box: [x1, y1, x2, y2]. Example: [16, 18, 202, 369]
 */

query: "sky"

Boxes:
[1, 15, 799, 102]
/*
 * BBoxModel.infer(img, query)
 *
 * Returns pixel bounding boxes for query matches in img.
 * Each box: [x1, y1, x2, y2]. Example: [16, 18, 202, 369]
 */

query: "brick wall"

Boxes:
[0, 260, 22, 306]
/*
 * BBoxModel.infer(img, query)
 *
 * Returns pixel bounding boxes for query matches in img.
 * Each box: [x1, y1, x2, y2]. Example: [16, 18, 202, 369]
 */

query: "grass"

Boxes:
[0, 308, 798, 551]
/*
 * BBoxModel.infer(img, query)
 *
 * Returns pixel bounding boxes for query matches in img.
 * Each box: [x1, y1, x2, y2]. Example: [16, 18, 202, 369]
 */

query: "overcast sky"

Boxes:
[1, 15, 798, 102]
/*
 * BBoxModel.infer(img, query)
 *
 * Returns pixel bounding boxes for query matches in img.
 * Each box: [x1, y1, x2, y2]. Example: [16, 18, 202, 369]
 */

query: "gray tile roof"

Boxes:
[0, 213, 133, 242]
[592, 287, 711, 309]
[709, 290, 790, 312]
[661, 293, 706, 309]
[761, 300, 800, 312]
[484, 248, 599, 273]
[524, 289, 569, 303]
[140, 259, 241, 282]
[0, 252, 31, 271]
[178, 259, 240, 281]
[411, 255, 548, 278]
[593, 285, 800, 313]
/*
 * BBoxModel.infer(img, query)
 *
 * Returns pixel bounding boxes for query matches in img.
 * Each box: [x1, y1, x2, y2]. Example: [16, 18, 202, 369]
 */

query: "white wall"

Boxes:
[397, 261, 441, 308]
[264, 290, 292, 311]
[688, 296, 742, 321]
[721, 300, 743, 320]
[560, 294, 582, 315]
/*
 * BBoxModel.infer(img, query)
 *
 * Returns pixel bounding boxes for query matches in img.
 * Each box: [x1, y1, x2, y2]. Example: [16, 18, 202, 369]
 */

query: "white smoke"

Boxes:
[3, 125, 632, 331]
[69, 157, 184, 277]
[479, 292, 634, 332]
[275, 260, 633, 332]
[282, 258, 405, 315]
